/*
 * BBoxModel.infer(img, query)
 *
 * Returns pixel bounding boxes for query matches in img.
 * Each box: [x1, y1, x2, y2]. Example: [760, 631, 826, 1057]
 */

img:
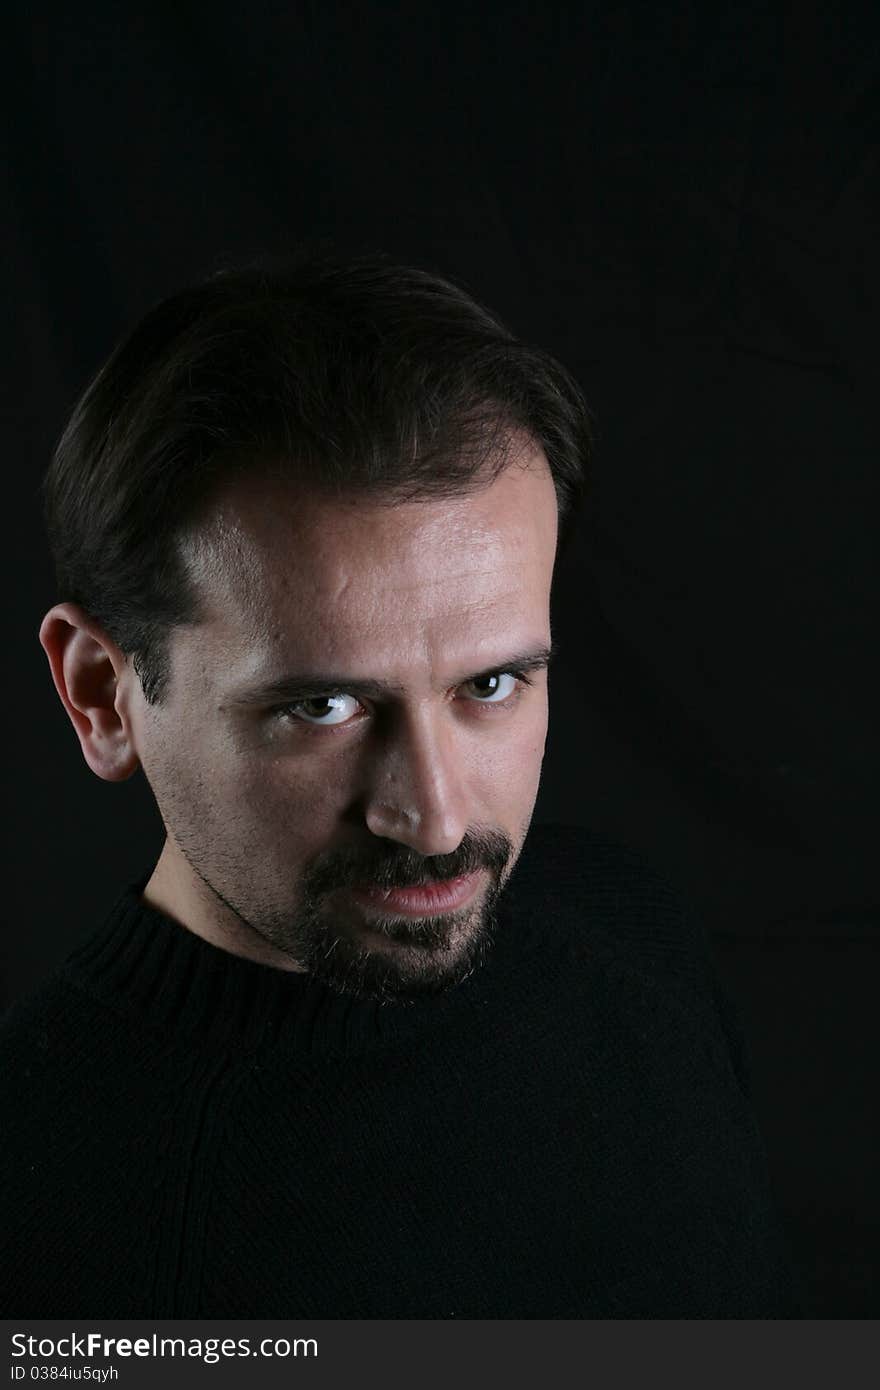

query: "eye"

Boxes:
[460, 671, 522, 704]
[281, 693, 362, 726]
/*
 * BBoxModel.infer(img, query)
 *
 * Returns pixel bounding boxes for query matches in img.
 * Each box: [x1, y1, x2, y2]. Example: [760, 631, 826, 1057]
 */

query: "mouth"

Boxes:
[346, 871, 484, 919]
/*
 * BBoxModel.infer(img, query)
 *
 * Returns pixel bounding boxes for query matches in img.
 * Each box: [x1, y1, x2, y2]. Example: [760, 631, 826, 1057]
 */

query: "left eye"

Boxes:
[461, 671, 519, 703]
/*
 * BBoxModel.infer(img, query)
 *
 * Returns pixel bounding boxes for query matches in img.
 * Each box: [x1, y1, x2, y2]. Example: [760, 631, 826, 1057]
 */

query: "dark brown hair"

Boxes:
[41, 248, 593, 704]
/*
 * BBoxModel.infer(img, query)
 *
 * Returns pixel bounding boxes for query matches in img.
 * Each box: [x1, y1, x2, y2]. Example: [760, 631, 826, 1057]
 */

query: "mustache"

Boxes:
[303, 827, 513, 898]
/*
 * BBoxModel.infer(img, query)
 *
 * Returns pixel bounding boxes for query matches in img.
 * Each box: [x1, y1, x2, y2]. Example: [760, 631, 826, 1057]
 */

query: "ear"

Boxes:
[38, 602, 142, 782]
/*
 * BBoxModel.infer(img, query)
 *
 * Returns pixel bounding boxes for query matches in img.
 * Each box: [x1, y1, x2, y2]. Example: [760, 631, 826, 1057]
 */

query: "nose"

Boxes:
[362, 707, 470, 858]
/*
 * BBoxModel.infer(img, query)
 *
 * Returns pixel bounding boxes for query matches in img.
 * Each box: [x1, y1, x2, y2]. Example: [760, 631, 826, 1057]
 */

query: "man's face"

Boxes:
[128, 439, 558, 1003]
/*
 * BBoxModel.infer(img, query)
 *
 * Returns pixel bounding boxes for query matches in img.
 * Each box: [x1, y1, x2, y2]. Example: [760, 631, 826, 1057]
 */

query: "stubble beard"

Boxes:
[295, 876, 506, 1005]
[174, 824, 516, 1006]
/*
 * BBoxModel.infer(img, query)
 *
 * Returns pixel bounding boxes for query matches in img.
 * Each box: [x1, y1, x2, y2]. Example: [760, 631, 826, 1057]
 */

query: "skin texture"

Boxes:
[38, 437, 558, 1003]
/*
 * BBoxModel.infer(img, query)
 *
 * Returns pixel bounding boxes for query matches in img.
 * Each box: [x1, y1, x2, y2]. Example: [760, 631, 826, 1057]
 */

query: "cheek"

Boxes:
[507, 705, 550, 822]
[515, 686, 549, 749]
[468, 700, 549, 799]
[223, 759, 348, 876]
[234, 746, 356, 822]
[514, 703, 550, 779]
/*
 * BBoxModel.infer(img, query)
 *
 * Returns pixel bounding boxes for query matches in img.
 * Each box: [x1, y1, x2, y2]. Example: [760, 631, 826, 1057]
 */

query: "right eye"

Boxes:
[277, 694, 363, 726]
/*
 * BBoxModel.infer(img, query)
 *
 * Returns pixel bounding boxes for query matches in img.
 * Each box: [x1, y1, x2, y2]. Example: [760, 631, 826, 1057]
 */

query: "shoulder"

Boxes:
[0, 969, 116, 1102]
[509, 820, 713, 977]
[508, 820, 754, 1098]
[0, 971, 86, 1054]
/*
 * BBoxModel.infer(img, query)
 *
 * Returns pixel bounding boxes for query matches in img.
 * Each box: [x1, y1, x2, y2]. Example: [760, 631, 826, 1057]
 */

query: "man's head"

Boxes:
[38, 250, 591, 1003]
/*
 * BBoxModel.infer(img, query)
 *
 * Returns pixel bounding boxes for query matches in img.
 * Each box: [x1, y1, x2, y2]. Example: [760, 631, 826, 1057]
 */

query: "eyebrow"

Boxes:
[225, 643, 557, 708]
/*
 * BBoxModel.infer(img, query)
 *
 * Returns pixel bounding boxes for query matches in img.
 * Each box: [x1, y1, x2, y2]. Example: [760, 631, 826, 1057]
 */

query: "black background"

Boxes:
[5, 2, 878, 1315]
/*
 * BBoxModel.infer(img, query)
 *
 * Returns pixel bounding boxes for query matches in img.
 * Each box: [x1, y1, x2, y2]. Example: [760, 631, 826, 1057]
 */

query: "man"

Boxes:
[2, 251, 797, 1316]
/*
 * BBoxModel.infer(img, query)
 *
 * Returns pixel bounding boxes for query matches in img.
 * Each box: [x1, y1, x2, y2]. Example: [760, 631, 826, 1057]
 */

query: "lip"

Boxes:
[348, 871, 483, 918]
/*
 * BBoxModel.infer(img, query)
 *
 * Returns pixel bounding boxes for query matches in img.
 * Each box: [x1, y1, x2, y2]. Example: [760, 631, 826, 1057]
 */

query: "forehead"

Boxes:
[178, 445, 558, 688]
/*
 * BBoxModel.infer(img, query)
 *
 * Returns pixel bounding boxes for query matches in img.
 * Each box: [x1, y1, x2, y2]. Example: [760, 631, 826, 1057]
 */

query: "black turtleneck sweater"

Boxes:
[0, 823, 799, 1317]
